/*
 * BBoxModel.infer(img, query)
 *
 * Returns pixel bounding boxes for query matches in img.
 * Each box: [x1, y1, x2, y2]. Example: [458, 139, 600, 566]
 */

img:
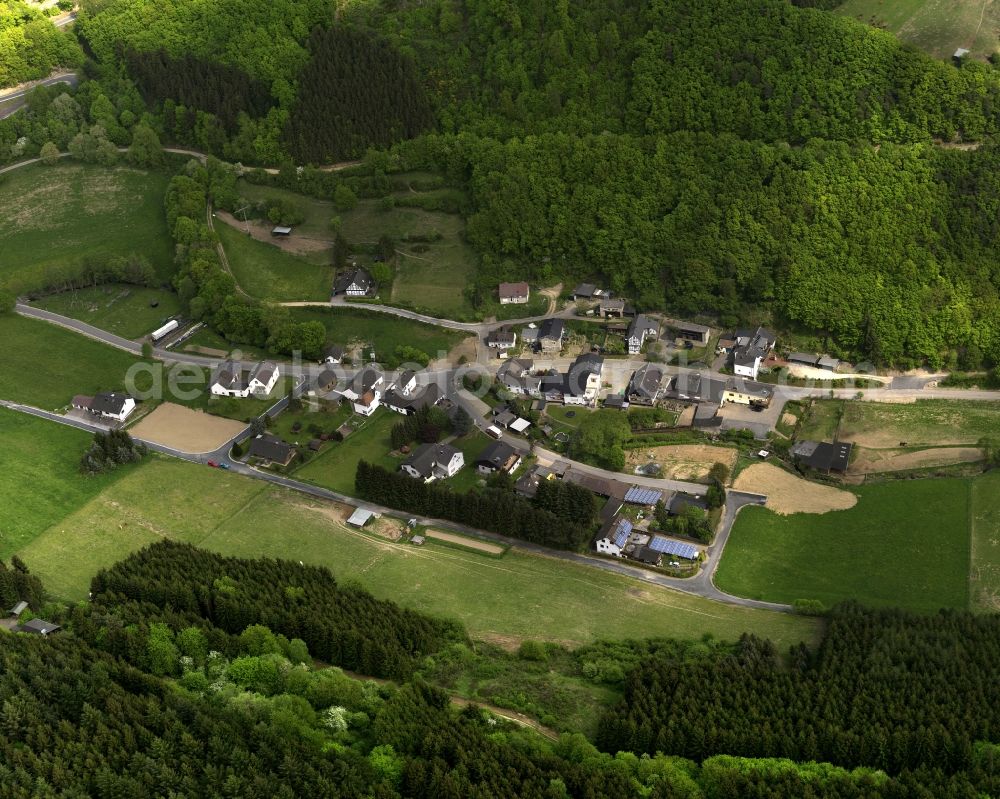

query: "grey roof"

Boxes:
[315, 369, 338, 391]
[486, 326, 517, 345]
[565, 353, 604, 396]
[403, 442, 462, 479]
[494, 410, 517, 427]
[335, 267, 374, 293]
[398, 370, 416, 386]
[694, 402, 720, 421]
[212, 359, 245, 390]
[247, 434, 294, 463]
[604, 394, 627, 409]
[628, 364, 665, 399]
[9, 601, 28, 616]
[251, 361, 278, 385]
[352, 367, 383, 395]
[600, 298, 626, 310]
[724, 377, 773, 400]
[476, 440, 520, 471]
[627, 314, 659, 341]
[793, 440, 853, 472]
[538, 318, 565, 341]
[817, 356, 840, 370]
[90, 391, 131, 415]
[634, 546, 662, 566]
[383, 383, 440, 413]
[324, 344, 344, 360]
[732, 326, 776, 368]
[668, 373, 726, 403]
[672, 319, 710, 334]
[15, 618, 61, 635]
[787, 352, 819, 366]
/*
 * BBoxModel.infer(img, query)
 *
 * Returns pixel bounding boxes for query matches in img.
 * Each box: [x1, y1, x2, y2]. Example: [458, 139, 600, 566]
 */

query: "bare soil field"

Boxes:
[734, 463, 858, 515]
[216, 211, 331, 256]
[850, 446, 983, 474]
[626, 444, 737, 481]
[425, 529, 505, 555]
[130, 403, 246, 453]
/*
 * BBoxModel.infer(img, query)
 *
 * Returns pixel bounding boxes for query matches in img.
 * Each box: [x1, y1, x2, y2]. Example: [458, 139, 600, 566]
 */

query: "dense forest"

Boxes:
[285, 26, 434, 163]
[0, 545, 998, 796]
[599, 602, 1000, 782]
[0, 1, 81, 88]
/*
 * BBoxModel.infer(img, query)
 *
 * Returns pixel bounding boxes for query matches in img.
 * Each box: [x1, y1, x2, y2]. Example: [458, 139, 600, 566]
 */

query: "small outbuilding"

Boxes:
[271, 226, 293, 236]
[15, 618, 61, 636]
[347, 508, 375, 528]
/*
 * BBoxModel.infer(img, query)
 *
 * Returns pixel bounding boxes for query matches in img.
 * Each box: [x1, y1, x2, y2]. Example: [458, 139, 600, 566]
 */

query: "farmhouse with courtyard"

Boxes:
[210, 360, 280, 398]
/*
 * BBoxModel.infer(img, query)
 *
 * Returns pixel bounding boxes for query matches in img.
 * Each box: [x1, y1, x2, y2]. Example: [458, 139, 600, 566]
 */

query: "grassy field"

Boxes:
[216, 222, 334, 302]
[0, 162, 174, 292]
[294, 409, 401, 494]
[289, 306, 465, 367]
[717, 479, 971, 613]
[837, 0, 999, 62]
[970, 470, 1000, 613]
[838, 399, 1000, 448]
[14, 449, 818, 648]
[32, 285, 182, 339]
[0, 314, 147, 410]
[236, 177, 478, 319]
[795, 399, 843, 441]
[0, 408, 137, 559]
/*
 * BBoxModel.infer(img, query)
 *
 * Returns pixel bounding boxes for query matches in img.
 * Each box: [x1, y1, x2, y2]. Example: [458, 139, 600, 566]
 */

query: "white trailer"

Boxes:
[150, 319, 179, 342]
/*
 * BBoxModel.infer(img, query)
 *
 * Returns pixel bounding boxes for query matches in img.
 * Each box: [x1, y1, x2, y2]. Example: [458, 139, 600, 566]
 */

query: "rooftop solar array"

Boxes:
[624, 486, 663, 505]
[612, 518, 634, 548]
[649, 536, 699, 560]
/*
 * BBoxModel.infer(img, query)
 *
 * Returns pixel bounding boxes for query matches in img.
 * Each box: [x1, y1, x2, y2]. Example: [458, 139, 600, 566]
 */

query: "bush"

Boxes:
[792, 598, 828, 616]
[518, 640, 549, 662]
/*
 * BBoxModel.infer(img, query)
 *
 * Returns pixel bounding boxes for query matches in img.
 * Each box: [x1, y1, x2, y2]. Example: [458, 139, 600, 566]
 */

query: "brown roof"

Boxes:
[359, 390, 377, 407]
[498, 281, 529, 300]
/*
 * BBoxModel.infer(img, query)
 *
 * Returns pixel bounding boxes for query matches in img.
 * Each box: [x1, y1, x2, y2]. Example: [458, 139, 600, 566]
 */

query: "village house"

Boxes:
[333, 267, 375, 297]
[627, 364, 666, 405]
[537, 318, 565, 353]
[730, 326, 776, 379]
[247, 433, 296, 467]
[72, 391, 137, 422]
[341, 367, 384, 416]
[498, 281, 530, 304]
[599, 298, 627, 318]
[210, 360, 280, 398]
[626, 315, 660, 354]
[485, 326, 517, 350]
[400, 442, 465, 482]
[383, 383, 441, 415]
[564, 352, 604, 406]
[322, 344, 345, 364]
[497, 358, 536, 396]
[475, 440, 523, 475]
[722, 378, 773, 407]
[395, 370, 417, 396]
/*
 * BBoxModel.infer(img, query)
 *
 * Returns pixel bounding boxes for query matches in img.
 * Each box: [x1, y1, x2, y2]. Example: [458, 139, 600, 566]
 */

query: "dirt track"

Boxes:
[850, 446, 983, 474]
[130, 403, 246, 454]
[734, 463, 857, 515]
[426, 529, 505, 554]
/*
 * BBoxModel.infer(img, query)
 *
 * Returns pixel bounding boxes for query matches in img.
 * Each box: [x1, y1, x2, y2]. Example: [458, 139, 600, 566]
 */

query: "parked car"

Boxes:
[207, 460, 219, 467]
[219, 463, 230, 470]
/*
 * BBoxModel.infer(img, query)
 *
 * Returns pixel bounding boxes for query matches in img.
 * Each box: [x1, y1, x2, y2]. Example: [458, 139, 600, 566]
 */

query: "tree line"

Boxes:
[355, 460, 596, 549]
[598, 601, 1000, 784]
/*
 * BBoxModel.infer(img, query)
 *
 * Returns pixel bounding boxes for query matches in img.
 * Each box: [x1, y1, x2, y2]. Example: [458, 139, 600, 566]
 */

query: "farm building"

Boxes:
[791, 440, 853, 473]
[271, 226, 292, 236]
[671, 320, 711, 344]
[346, 508, 374, 528]
[333, 267, 375, 297]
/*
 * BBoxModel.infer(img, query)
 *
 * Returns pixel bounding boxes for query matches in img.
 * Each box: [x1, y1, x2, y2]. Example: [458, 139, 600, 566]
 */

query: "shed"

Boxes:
[347, 508, 374, 527]
[15, 618, 61, 635]
[271, 226, 293, 236]
[308, 439, 323, 451]
[787, 352, 819, 367]
[509, 417, 531, 434]
[8, 601, 28, 617]
[411, 535, 425, 546]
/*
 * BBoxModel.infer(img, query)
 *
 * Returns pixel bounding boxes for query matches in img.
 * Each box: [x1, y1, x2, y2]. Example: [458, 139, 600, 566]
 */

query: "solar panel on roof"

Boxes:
[649, 536, 699, 560]
[624, 486, 663, 505]
[613, 518, 633, 548]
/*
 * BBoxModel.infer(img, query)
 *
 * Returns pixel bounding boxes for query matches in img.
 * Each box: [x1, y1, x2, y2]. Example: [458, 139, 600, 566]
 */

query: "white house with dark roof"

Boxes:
[485, 326, 517, 349]
[395, 370, 417, 396]
[627, 364, 666, 405]
[564, 353, 604, 406]
[626, 315, 659, 354]
[333, 267, 375, 297]
[400, 443, 465, 482]
[537, 318, 565, 353]
[730, 326, 776, 379]
[475, 440, 522, 475]
[210, 360, 280, 398]
[72, 391, 136, 422]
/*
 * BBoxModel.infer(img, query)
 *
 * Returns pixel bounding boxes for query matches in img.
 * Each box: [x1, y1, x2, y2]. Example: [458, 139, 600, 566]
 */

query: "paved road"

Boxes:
[0, 72, 78, 120]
